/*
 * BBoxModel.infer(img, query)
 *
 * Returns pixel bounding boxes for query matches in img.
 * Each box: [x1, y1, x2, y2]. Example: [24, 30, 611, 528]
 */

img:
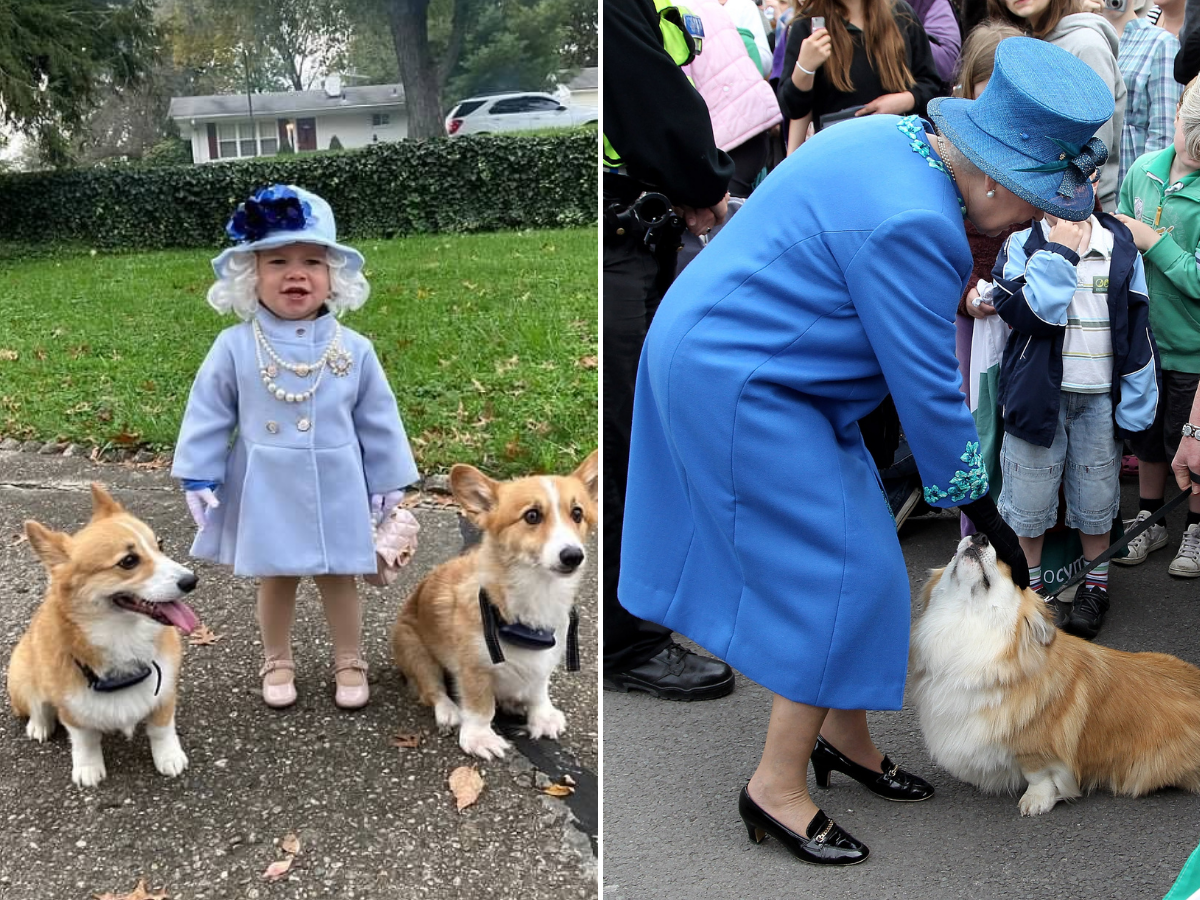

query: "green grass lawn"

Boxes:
[0, 228, 597, 478]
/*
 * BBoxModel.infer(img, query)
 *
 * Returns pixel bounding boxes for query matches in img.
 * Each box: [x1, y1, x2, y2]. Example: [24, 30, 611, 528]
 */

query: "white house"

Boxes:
[168, 78, 408, 164]
[559, 67, 598, 110]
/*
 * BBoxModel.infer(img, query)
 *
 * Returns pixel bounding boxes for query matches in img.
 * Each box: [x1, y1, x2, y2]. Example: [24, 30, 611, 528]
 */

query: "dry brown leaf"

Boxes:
[543, 783, 575, 797]
[262, 857, 293, 882]
[391, 732, 422, 749]
[280, 833, 300, 855]
[449, 765, 484, 811]
[187, 624, 221, 646]
[93, 879, 169, 900]
[0, 349, 17, 361]
[576, 355, 598, 369]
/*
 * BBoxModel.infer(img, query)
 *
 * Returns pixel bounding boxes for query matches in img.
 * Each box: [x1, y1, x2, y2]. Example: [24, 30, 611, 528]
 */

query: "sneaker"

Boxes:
[1062, 584, 1109, 641]
[1111, 510, 1169, 566]
[1169, 524, 1200, 578]
[1038, 586, 1070, 628]
[604, 642, 735, 701]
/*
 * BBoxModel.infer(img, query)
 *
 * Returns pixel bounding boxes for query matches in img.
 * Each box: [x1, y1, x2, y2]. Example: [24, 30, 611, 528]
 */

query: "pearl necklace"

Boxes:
[935, 135, 957, 185]
[252, 317, 352, 404]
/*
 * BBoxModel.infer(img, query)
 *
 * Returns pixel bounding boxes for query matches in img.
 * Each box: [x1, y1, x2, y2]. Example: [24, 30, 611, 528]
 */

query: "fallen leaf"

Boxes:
[449, 765, 484, 811]
[187, 624, 221, 646]
[10, 532, 27, 545]
[543, 783, 574, 797]
[0, 349, 17, 361]
[262, 857, 293, 882]
[112, 430, 141, 446]
[280, 833, 300, 855]
[391, 732, 422, 749]
[576, 356, 598, 369]
[93, 879, 169, 900]
[471, 378, 487, 394]
[563, 774, 576, 786]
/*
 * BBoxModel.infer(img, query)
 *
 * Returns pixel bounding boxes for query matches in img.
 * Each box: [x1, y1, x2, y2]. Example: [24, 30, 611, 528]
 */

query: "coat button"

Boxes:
[297, 418, 311, 432]
[296, 327, 306, 336]
[266, 421, 279, 434]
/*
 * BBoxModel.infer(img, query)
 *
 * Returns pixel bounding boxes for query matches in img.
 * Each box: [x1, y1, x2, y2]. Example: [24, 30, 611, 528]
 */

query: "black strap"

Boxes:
[479, 589, 506, 665]
[76, 659, 161, 695]
[566, 608, 580, 673]
[1047, 482, 1195, 599]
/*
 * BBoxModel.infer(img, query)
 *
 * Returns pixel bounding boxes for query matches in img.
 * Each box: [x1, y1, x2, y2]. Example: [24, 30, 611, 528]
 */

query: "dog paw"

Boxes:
[26, 720, 54, 743]
[527, 706, 566, 741]
[459, 725, 509, 760]
[72, 762, 107, 788]
[154, 746, 189, 778]
[434, 697, 462, 730]
[1018, 786, 1060, 816]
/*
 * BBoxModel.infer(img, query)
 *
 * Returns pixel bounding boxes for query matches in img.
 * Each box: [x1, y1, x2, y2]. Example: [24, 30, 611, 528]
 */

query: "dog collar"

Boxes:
[478, 588, 580, 672]
[75, 659, 162, 695]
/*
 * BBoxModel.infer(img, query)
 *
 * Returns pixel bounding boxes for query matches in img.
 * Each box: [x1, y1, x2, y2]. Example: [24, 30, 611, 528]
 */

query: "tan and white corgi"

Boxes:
[392, 451, 598, 760]
[7, 484, 200, 787]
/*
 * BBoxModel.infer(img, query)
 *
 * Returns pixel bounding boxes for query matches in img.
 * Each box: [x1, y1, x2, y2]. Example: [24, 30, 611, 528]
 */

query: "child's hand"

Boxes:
[185, 488, 220, 530]
[1114, 213, 1162, 252]
[1046, 216, 1085, 251]
[371, 490, 406, 526]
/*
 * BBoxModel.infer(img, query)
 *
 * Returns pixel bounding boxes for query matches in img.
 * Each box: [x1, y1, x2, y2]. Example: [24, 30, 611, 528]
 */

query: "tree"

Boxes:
[0, 0, 157, 164]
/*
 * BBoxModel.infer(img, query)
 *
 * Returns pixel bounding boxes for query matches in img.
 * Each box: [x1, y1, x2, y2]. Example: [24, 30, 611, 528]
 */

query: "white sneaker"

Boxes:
[1112, 510, 1169, 566]
[1169, 524, 1200, 578]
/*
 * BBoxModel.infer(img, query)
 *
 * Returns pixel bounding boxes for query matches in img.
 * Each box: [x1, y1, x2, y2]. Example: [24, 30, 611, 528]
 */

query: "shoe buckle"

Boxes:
[814, 820, 834, 844]
[885, 763, 899, 780]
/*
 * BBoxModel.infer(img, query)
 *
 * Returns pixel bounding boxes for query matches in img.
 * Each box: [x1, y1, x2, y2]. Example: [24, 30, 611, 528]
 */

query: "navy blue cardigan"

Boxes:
[991, 212, 1160, 449]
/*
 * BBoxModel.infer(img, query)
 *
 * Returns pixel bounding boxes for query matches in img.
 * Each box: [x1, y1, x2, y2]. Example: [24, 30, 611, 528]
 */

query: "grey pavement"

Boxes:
[604, 480, 1200, 900]
[0, 449, 597, 900]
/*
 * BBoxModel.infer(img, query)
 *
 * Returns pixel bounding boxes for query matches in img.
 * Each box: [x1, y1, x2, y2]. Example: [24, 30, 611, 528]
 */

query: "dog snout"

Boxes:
[177, 572, 198, 593]
[970, 533, 990, 548]
[559, 546, 584, 571]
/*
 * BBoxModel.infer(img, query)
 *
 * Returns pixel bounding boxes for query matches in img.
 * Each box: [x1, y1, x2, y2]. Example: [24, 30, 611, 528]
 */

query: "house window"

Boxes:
[215, 121, 278, 159]
[371, 113, 391, 127]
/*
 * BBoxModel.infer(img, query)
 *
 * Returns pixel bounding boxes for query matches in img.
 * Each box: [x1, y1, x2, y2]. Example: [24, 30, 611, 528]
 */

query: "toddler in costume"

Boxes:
[172, 185, 419, 709]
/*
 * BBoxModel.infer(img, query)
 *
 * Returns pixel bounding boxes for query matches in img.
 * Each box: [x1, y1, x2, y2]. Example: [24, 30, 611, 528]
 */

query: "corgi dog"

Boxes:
[910, 532, 1200, 816]
[392, 451, 598, 760]
[7, 484, 200, 787]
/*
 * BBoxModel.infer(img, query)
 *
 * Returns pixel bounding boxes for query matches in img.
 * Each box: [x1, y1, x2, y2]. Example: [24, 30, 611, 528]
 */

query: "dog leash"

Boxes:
[1046, 474, 1199, 600]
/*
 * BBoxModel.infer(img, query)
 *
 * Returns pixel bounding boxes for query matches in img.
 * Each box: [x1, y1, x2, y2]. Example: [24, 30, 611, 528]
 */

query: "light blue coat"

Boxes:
[172, 306, 419, 577]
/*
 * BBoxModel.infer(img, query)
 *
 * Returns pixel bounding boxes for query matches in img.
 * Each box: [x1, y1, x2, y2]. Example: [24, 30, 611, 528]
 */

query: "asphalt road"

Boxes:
[0, 449, 597, 900]
[603, 482, 1200, 900]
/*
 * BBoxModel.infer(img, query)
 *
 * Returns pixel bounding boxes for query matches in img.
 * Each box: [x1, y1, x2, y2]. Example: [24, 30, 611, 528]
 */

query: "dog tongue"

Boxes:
[158, 600, 199, 635]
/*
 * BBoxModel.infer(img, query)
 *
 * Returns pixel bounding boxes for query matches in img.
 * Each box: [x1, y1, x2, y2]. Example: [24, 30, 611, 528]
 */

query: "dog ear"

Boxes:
[89, 483, 124, 520]
[451, 464, 500, 518]
[24, 521, 72, 569]
[915, 568, 943, 614]
[571, 450, 599, 502]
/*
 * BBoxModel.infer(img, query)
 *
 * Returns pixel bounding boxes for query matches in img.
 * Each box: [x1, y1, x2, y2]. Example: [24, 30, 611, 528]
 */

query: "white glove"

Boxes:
[370, 490, 406, 526]
[185, 488, 220, 530]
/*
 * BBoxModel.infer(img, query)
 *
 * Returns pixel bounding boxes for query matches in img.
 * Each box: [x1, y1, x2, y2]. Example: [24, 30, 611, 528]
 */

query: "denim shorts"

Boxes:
[998, 391, 1122, 536]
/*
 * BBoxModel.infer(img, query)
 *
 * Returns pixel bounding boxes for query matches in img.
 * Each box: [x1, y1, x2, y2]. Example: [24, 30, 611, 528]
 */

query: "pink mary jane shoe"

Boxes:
[260, 658, 297, 709]
[334, 658, 370, 710]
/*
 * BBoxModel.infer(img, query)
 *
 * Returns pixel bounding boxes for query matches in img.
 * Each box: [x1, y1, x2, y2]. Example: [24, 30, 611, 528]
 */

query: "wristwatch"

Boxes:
[1182, 423, 1200, 440]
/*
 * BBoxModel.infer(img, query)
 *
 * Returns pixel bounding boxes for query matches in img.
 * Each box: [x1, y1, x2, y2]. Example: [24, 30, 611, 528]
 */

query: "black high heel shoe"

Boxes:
[738, 786, 869, 866]
[811, 735, 934, 802]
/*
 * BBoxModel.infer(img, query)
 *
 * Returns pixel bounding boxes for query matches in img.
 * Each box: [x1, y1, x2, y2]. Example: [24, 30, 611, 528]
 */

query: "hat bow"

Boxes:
[1014, 136, 1109, 200]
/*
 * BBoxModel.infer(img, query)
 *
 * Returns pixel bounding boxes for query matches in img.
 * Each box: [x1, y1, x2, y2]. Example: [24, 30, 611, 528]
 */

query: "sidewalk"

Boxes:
[0, 450, 597, 900]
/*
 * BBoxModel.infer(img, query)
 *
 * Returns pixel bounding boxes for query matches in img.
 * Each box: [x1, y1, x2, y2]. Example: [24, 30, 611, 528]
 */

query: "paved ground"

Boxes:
[0, 450, 597, 900]
[604, 481, 1200, 900]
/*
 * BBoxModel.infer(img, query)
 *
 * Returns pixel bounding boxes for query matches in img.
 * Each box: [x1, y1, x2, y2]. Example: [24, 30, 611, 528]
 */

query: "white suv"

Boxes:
[445, 92, 598, 137]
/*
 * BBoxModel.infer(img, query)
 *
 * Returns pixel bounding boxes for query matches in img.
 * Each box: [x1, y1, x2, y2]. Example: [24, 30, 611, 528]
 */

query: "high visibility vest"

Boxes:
[603, 0, 705, 171]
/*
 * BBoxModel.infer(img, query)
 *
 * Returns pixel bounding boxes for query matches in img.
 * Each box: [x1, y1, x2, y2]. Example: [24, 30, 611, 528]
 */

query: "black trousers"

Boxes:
[603, 231, 676, 673]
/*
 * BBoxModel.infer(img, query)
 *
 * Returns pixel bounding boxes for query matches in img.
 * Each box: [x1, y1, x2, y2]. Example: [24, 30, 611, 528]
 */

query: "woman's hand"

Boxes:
[1114, 213, 1162, 252]
[793, 26, 831, 87]
[963, 286, 997, 318]
[856, 92, 915, 116]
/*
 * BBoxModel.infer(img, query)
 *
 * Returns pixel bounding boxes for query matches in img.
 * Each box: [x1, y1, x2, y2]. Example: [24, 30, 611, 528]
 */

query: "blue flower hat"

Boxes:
[927, 37, 1115, 221]
[212, 185, 365, 279]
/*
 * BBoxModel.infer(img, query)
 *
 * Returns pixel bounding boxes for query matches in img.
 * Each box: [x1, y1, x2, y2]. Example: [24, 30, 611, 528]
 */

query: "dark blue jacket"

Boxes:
[991, 212, 1160, 449]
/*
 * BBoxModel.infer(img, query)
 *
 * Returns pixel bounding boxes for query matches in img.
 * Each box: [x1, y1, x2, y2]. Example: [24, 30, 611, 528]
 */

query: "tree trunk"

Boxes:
[385, 0, 444, 139]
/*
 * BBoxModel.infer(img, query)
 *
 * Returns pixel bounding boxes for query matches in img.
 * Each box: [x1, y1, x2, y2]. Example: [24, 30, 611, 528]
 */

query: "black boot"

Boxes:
[603, 642, 734, 700]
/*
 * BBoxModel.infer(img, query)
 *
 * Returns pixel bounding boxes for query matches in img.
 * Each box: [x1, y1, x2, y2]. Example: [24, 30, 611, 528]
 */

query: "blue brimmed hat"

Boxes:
[927, 37, 1114, 221]
[212, 185, 364, 279]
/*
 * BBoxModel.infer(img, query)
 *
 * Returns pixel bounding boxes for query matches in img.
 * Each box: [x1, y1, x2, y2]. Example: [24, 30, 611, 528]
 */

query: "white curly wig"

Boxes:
[205, 247, 370, 320]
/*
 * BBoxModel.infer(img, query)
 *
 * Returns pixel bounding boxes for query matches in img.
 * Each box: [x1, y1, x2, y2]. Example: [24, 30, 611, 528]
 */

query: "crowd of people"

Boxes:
[604, 0, 1200, 870]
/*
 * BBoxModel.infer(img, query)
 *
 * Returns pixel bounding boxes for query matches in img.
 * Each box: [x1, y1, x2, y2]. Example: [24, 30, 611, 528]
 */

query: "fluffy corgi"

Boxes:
[7, 484, 200, 787]
[392, 451, 598, 760]
[910, 532, 1200, 816]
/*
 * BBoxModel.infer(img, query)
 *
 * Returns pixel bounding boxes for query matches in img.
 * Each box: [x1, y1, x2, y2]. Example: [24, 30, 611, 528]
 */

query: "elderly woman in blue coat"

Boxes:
[173, 186, 418, 711]
[619, 38, 1115, 865]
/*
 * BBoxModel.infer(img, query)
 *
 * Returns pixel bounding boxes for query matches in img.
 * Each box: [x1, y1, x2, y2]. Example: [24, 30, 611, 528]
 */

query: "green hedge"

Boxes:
[0, 132, 597, 249]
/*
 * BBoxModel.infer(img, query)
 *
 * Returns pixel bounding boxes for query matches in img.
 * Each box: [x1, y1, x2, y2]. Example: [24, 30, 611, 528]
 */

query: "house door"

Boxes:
[296, 118, 317, 151]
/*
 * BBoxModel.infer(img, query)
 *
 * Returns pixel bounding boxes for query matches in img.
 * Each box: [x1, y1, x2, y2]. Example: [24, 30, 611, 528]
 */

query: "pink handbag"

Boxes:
[364, 506, 420, 588]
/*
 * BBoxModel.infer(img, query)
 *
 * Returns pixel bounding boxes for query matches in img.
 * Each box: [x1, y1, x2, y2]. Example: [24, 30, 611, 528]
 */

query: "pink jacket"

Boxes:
[682, 0, 782, 151]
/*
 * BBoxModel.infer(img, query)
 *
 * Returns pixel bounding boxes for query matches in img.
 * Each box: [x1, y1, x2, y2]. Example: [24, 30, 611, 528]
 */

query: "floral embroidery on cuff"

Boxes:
[923, 441, 988, 505]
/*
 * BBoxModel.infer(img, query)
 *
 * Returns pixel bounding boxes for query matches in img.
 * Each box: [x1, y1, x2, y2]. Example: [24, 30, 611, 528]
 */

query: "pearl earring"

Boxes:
[986, 190, 996, 198]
